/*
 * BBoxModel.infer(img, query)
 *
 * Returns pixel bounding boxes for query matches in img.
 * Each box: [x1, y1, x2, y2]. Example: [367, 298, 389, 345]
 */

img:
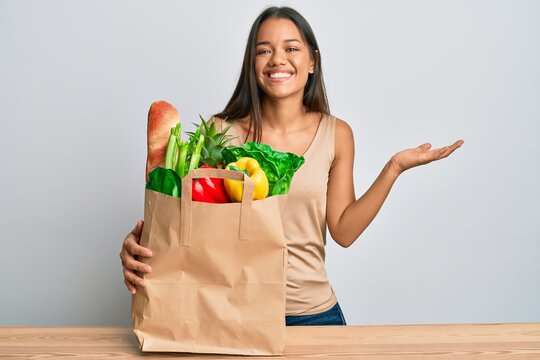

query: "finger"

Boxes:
[126, 257, 152, 273]
[131, 220, 144, 237]
[124, 278, 137, 295]
[437, 141, 462, 159]
[418, 143, 432, 151]
[452, 140, 464, 150]
[120, 247, 152, 276]
[123, 234, 152, 257]
[433, 146, 451, 159]
[440, 145, 460, 158]
[124, 221, 152, 257]
[124, 268, 146, 287]
[446, 140, 464, 152]
[126, 239, 153, 258]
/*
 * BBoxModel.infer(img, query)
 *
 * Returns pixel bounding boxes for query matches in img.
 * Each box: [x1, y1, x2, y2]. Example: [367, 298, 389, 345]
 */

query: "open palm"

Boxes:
[390, 140, 464, 175]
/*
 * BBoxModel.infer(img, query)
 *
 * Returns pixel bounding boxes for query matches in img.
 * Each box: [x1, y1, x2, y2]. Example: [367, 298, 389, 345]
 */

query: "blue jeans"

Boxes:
[285, 302, 347, 326]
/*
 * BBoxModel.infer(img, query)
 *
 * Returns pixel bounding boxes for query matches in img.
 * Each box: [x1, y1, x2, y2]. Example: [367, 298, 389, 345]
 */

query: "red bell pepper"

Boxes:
[192, 165, 230, 203]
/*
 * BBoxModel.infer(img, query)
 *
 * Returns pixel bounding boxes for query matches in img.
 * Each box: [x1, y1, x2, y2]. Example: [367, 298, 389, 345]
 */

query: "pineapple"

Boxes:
[186, 116, 236, 168]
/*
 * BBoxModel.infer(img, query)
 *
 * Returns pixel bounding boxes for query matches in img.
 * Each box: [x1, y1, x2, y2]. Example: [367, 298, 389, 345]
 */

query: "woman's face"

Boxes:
[254, 18, 314, 101]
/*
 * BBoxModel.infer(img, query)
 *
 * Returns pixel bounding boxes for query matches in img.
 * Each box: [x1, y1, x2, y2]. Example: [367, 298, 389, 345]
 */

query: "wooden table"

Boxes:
[1, 323, 539, 359]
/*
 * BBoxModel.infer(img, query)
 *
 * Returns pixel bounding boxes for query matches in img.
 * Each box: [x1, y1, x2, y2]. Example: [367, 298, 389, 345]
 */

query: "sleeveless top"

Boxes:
[223, 114, 338, 316]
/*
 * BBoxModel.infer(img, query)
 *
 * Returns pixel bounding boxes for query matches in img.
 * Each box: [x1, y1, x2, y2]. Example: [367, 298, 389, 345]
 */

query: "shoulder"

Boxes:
[211, 115, 248, 128]
[210, 116, 224, 128]
[210, 115, 245, 146]
[330, 115, 354, 162]
[210, 116, 234, 133]
[333, 116, 353, 138]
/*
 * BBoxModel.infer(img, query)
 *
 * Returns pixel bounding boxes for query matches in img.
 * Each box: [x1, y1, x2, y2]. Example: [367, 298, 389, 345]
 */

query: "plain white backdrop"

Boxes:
[1, 0, 538, 325]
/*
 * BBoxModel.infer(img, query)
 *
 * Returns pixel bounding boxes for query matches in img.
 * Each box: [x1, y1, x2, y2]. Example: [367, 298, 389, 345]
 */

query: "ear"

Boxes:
[309, 50, 319, 74]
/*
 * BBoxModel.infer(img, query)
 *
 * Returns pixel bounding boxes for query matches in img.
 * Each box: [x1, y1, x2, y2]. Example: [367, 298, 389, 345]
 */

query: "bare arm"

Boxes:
[326, 118, 464, 248]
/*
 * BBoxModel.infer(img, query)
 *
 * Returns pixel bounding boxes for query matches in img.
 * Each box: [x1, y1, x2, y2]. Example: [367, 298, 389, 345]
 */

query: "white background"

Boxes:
[1, 0, 538, 325]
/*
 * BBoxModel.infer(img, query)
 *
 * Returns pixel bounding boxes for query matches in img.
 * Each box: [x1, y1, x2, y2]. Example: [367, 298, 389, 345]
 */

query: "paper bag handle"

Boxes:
[180, 168, 254, 246]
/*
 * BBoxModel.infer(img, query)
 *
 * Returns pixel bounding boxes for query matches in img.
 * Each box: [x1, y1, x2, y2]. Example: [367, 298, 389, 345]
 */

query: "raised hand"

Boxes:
[389, 140, 464, 175]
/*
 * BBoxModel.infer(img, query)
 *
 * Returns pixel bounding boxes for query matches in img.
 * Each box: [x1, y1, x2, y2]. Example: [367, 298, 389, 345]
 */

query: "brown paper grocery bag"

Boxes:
[132, 168, 288, 355]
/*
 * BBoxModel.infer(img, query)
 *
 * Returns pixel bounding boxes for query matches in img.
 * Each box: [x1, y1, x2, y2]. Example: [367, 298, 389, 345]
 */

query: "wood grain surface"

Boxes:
[1, 323, 539, 359]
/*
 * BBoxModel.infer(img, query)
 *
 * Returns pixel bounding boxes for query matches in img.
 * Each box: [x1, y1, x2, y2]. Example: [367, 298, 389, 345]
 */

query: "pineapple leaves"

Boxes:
[185, 115, 236, 168]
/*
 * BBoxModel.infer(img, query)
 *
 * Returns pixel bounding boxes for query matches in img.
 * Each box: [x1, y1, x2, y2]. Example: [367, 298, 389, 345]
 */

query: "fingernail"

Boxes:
[146, 251, 153, 257]
[145, 266, 151, 272]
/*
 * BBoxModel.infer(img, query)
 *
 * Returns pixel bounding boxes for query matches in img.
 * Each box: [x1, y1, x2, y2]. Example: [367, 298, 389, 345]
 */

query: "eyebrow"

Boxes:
[255, 39, 302, 46]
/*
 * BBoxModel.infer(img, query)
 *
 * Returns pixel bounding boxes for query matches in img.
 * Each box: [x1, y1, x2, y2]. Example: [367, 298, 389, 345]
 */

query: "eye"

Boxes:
[256, 49, 271, 55]
[286, 47, 299, 52]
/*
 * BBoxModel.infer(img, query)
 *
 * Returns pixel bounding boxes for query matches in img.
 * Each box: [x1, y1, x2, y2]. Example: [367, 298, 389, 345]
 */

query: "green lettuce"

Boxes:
[222, 142, 305, 196]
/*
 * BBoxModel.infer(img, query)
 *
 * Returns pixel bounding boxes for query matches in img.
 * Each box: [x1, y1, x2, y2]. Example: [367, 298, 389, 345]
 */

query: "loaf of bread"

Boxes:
[146, 100, 179, 182]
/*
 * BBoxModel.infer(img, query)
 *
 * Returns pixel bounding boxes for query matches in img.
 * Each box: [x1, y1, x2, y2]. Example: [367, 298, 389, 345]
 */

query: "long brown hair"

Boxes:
[214, 6, 330, 143]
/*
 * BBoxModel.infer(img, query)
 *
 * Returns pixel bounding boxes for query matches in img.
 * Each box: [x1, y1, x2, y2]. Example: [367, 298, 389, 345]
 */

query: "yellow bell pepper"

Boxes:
[224, 157, 269, 201]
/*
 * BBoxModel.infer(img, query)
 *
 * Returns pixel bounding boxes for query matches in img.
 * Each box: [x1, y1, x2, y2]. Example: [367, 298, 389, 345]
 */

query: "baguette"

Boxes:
[146, 100, 179, 182]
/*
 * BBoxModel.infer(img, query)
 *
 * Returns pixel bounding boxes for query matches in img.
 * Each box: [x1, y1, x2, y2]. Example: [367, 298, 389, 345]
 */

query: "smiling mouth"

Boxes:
[267, 72, 293, 79]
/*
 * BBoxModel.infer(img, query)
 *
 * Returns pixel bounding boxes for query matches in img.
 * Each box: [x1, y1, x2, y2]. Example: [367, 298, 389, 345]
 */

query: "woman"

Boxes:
[120, 6, 464, 326]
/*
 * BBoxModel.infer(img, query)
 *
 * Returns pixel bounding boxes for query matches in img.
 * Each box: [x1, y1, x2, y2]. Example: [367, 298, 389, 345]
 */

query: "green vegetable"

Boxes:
[176, 141, 189, 179]
[145, 115, 228, 198]
[222, 142, 305, 195]
[165, 123, 181, 170]
[187, 129, 205, 174]
[146, 167, 182, 197]
[173, 126, 205, 179]
[146, 122, 184, 198]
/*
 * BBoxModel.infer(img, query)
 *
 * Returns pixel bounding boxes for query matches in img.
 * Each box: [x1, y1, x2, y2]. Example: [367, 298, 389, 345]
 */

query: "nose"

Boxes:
[269, 48, 286, 66]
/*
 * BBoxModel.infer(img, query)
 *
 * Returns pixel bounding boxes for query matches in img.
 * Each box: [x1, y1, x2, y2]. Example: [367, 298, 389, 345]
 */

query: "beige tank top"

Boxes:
[223, 114, 338, 316]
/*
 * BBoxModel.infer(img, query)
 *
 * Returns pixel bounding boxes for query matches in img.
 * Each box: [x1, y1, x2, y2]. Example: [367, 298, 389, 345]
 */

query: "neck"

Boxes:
[260, 95, 307, 133]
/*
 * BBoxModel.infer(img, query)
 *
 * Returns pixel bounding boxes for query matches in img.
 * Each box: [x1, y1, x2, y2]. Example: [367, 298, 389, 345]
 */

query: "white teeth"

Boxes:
[269, 72, 291, 79]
